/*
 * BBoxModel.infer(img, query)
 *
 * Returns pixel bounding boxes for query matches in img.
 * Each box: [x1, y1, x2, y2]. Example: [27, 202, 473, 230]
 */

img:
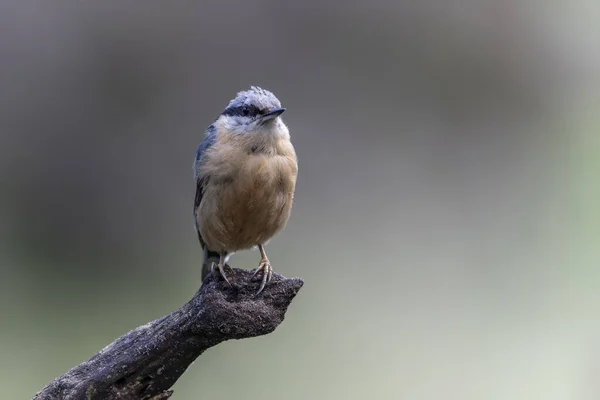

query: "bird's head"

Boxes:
[216, 86, 286, 135]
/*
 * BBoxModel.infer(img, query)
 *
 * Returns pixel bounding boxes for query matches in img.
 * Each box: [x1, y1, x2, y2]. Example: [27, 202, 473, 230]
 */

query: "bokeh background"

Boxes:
[1, 1, 599, 399]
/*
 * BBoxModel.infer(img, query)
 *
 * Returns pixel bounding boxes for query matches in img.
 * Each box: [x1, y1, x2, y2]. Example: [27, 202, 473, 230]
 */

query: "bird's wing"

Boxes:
[193, 125, 217, 248]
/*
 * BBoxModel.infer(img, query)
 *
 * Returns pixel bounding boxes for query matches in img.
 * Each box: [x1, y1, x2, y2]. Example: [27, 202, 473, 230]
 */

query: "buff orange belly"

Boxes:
[197, 153, 296, 253]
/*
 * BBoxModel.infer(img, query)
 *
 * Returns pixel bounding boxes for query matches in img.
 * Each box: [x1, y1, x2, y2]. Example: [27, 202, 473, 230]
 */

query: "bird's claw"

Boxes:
[211, 262, 232, 286]
[252, 259, 273, 295]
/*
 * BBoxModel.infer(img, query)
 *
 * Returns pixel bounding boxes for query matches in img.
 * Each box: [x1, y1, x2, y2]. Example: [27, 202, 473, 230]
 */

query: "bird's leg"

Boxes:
[211, 252, 232, 286]
[252, 244, 273, 295]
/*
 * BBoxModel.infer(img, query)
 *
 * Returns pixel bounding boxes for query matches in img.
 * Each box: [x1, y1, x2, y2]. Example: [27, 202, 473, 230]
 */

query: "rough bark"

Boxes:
[33, 268, 304, 400]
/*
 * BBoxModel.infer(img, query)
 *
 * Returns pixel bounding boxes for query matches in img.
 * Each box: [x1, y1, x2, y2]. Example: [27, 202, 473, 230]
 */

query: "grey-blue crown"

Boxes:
[225, 86, 281, 113]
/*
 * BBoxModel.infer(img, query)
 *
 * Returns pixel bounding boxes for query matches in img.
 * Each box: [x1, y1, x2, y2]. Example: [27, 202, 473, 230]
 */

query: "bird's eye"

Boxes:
[242, 107, 250, 116]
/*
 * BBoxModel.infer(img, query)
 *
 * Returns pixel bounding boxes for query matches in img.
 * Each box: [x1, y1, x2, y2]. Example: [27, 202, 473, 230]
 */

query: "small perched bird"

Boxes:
[193, 86, 298, 294]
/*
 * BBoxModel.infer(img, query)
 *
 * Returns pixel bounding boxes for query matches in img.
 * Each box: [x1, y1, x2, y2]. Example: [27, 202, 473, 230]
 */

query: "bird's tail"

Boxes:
[201, 248, 221, 282]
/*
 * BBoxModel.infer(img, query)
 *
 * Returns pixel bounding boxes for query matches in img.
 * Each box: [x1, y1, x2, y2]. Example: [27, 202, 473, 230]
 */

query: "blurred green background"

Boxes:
[1, 1, 599, 399]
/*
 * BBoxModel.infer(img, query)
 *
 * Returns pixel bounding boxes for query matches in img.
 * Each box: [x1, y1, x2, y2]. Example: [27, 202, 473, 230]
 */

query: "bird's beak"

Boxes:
[261, 107, 286, 122]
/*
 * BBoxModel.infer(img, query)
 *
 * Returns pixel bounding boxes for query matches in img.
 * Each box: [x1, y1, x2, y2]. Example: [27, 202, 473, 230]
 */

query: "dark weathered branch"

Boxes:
[33, 268, 304, 400]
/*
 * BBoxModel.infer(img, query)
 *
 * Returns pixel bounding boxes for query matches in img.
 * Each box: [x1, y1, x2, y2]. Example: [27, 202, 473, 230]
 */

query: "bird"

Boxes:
[193, 86, 298, 295]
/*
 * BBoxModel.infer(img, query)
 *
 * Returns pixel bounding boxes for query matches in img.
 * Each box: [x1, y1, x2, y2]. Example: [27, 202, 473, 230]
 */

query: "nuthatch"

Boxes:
[193, 86, 298, 294]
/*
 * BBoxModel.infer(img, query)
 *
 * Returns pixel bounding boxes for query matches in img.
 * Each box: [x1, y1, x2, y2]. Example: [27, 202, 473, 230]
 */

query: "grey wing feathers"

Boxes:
[194, 125, 217, 249]
[194, 124, 217, 182]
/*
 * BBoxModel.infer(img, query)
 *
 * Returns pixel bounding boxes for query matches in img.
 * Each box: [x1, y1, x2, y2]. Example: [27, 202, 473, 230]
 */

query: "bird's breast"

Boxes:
[197, 139, 297, 252]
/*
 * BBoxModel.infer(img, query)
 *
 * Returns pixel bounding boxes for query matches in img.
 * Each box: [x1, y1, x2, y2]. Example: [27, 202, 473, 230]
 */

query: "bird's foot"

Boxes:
[211, 262, 233, 286]
[252, 258, 273, 295]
